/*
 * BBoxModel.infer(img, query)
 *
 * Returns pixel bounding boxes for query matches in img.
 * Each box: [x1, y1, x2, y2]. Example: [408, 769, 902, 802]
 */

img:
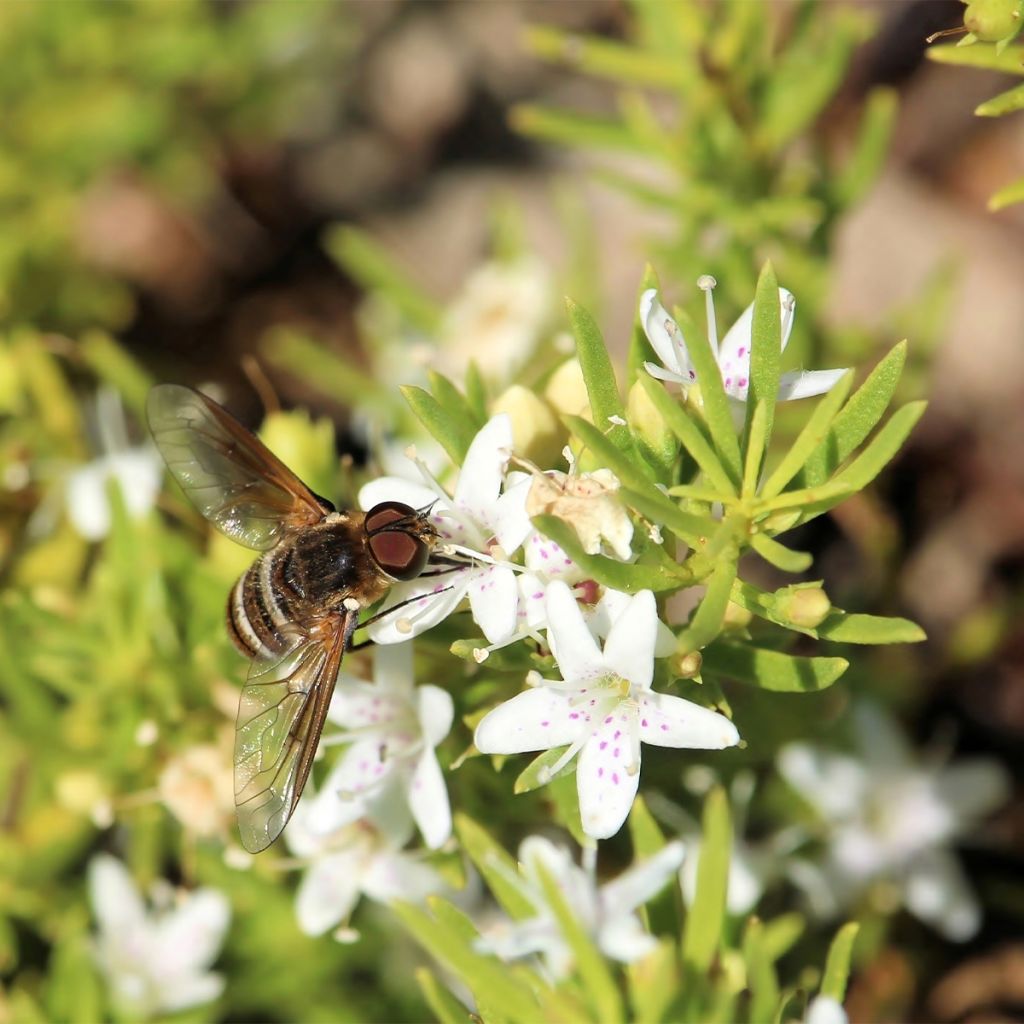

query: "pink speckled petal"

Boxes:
[406, 747, 452, 849]
[603, 590, 657, 690]
[366, 571, 471, 645]
[638, 691, 740, 749]
[546, 580, 602, 683]
[474, 687, 584, 754]
[776, 369, 847, 401]
[640, 289, 691, 378]
[468, 564, 519, 644]
[453, 414, 513, 520]
[577, 714, 641, 840]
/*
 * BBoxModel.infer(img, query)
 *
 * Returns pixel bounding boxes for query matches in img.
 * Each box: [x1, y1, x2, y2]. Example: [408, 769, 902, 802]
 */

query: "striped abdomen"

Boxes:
[227, 548, 304, 658]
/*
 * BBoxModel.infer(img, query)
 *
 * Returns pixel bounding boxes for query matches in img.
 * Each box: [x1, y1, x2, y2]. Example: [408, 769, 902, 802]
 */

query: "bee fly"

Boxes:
[147, 384, 440, 853]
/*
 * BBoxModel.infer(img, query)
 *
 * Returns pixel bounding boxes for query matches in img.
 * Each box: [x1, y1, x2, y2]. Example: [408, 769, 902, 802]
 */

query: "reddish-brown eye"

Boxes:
[365, 501, 430, 581]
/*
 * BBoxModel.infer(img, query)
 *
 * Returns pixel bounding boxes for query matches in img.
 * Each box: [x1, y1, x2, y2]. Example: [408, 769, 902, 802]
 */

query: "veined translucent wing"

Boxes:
[147, 383, 334, 550]
[234, 611, 357, 853]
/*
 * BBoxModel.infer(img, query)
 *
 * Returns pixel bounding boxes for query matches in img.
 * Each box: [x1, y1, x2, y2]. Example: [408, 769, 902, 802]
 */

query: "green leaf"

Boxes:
[703, 642, 848, 692]
[628, 265, 661, 383]
[759, 372, 854, 500]
[428, 370, 484, 432]
[817, 612, 926, 644]
[564, 414, 655, 490]
[566, 297, 634, 455]
[393, 901, 541, 1024]
[750, 533, 813, 573]
[455, 814, 536, 921]
[989, 174, 1024, 210]
[834, 87, 898, 206]
[511, 103, 648, 153]
[682, 786, 731, 974]
[618, 485, 707, 549]
[821, 922, 860, 1002]
[79, 331, 153, 419]
[323, 225, 441, 333]
[534, 860, 625, 1024]
[828, 400, 927, 493]
[627, 940, 681, 1024]
[761, 913, 805, 961]
[927, 41, 1024, 72]
[416, 968, 472, 1024]
[515, 746, 576, 793]
[676, 555, 739, 653]
[742, 400, 770, 499]
[743, 262, 782, 455]
[531, 514, 688, 593]
[401, 385, 478, 465]
[797, 341, 907, 488]
[638, 374, 737, 496]
[465, 361, 489, 421]
[626, 804, 667, 874]
[742, 918, 780, 1024]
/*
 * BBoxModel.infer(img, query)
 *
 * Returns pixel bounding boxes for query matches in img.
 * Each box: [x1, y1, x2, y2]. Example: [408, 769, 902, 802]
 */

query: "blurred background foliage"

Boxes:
[1, 0, 1023, 1022]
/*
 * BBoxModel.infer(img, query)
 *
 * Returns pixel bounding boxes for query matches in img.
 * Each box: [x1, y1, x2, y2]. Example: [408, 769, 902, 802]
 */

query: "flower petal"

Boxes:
[453, 414, 513, 520]
[805, 996, 848, 1024]
[935, 759, 1011, 822]
[417, 684, 454, 747]
[638, 691, 740, 749]
[718, 287, 795, 372]
[358, 476, 439, 515]
[295, 851, 363, 936]
[88, 854, 147, 938]
[597, 914, 658, 964]
[366, 571, 471, 644]
[777, 745, 867, 823]
[546, 580, 602, 683]
[158, 974, 225, 1014]
[644, 361, 692, 386]
[307, 739, 388, 834]
[373, 641, 415, 693]
[776, 369, 848, 402]
[903, 848, 980, 941]
[524, 531, 581, 581]
[490, 474, 534, 554]
[599, 840, 685, 913]
[361, 851, 443, 905]
[602, 590, 657, 690]
[474, 687, 582, 754]
[468, 564, 519, 644]
[406, 747, 452, 849]
[152, 889, 231, 974]
[640, 289, 690, 377]
[577, 714, 641, 839]
[327, 681, 403, 729]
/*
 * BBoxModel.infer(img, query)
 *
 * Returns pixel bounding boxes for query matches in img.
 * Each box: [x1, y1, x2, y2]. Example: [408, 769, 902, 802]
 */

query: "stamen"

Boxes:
[403, 446, 482, 543]
[396, 618, 413, 635]
[440, 542, 526, 574]
[697, 274, 719, 359]
[538, 734, 588, 783]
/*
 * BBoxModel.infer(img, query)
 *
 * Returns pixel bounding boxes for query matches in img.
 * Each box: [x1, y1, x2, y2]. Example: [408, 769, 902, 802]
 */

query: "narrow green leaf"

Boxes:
[79, 332, 153, 419]
[416, 968, 472, 1024]
[515, 746, 576, 793]
[428, 370, 484, 431]
[675, 299, 743, 486]
[564, 414, 656, 491]
[829, 401, 927, 493]
[531, 514, 687, 593]
[455, 814, 536, 921]
[821, 922, 860, 1001]
[323, 225, 441, 333]
[566, 297, 633, 453]
[797, 341, 907, 488]
[817, 612, 926, 644]
[510, 104, 648, 153]
[760, 480, 854, 514]
[750, 533, 813, 573]
[744, 262, 782, 454]
[676, 556, 739, 653]
[927, 42, 1024, 73]
[628, 265, 661, 383]
[742, 400, 770, 498]
[534, 861, 625, 1024]
[761, 913, 805, 961]
[989, 175, 1024, 210]
[703, 642, 848, 692]
[628, 795, 666, 858]
[465, 361, 489, 422]
[618, 485, 707, 548]
[835, 86, 898, 205]
[760, 372, 854, 499]
[743, 918, 780, 1024]
[682, 786, 731, 973]
[429, 895, 483, 946]
[401, 385, 477, 465]
[638, 375, 737, 496]
[627, 940, 680, 1024]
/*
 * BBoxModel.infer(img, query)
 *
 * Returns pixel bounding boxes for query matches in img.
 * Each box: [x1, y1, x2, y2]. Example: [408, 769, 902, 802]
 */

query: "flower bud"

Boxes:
[544, 358, 591, 420]
[492, 384, 562, 466]
[722, 601, 753, 630]
[964, 0, 1021, 41]
[776, 586, 832, 629]
[627, 379, 677, 472]
[259, 409, 336, 500]
[672, 650, 703, 679]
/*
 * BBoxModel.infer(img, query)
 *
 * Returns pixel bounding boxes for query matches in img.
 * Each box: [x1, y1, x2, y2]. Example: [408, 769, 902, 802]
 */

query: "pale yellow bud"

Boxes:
[627, 378, 676, 470]
[723, 601, 753, 629]
[777, 587, 832, 629]
[672, 650, 703, 679]
[544, 359, 591, 420]
[158, 744, 235, 838]
[492, 384, 562, 467]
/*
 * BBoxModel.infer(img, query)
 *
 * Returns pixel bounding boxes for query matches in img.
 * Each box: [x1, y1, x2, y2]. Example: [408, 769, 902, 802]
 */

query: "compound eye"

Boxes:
[365, 501, 430, 581]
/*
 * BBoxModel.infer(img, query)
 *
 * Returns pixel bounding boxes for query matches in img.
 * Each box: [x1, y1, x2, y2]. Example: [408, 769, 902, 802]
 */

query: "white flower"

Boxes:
[474, 581, 740, 839]
[358, 414, 533, 645]
[285, 798, 445, 938]
[640, 277, 847, 405]
[479, 836, 685, 978]
[805, 996, 849, 1024]
[439, 257, 552, 384]
[158, 743, 235, 839]
[65, 387, 162, 540]
[88, 854, 230, 1019]
[306, 642, 453, 849]
[778, 703, 1010, 941]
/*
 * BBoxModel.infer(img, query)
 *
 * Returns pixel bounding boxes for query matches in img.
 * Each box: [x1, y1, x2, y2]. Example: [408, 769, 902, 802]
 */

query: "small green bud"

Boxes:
[672, 649, 703, 679]
[776, 586, 832, 628]
[963, 0, 1022, 41]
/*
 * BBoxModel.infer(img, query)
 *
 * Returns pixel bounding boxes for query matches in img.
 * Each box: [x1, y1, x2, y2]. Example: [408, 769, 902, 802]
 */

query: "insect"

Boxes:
[147, 383, 439, 853]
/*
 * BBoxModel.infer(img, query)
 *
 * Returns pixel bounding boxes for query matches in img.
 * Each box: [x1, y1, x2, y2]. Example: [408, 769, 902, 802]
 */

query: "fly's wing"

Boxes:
[233, 612, 357, 853]
[147, 383, 334, 550]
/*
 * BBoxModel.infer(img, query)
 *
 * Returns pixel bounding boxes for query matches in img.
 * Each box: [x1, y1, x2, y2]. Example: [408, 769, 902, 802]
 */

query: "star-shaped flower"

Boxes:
[479, 836, 685, 977]
[475, 580, 740, 839]
[88, 854, 230, 1019]
[640, 277, 847, 404]
[305, 642, 453, 849]
[358, 414, 532, 645]
[778, 702, 1010, 941]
